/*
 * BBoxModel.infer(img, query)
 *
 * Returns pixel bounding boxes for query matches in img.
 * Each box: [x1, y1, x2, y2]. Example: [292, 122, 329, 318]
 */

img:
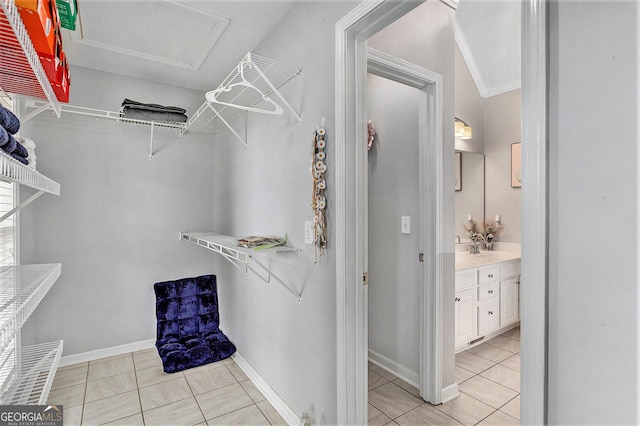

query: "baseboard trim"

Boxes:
[232, 352, 299, 426]
[58, 339, 156, 367]
[441, 382, 460, 404]
[368, 348, 420, 388]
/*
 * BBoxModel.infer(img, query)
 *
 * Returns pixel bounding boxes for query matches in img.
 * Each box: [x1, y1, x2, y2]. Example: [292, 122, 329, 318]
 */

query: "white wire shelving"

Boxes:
[0, 340, 63, 405]
[184, 53, 303, 147]
[0, 0, 61, 116]
[0, 264, 62, 353]
[180, 232, 302, 303]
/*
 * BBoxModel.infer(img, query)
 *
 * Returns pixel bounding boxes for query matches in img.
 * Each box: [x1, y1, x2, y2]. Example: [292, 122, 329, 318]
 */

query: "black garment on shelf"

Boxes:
[120, 98, 188, 123]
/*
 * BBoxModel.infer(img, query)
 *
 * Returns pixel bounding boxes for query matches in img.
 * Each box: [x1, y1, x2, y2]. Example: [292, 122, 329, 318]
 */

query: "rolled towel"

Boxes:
[0, 104, 20, 134]
[12, 141, 27, 158]
[10, 153, 28, 165]
[0, 126, 7, 147]
[16, 136, 35, 150]
[2, 134, 17, 154]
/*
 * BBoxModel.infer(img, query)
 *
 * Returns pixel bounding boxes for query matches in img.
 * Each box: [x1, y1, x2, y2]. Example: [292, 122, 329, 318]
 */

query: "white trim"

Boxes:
[58, 339, 155, 367]
[441, 382, 460, 404]
[454, 19, 488, 97]
[455, 19, 521, 98]
[368, 349, 419, 388]
[521, 0, 547, 424]
[439, 0, 459, 11]
[232, 352, 299, 426]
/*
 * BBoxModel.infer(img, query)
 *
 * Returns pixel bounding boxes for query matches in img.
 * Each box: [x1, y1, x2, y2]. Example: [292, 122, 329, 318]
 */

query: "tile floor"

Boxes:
[47, 350, 286, 425]
[368, 327, 521, 426]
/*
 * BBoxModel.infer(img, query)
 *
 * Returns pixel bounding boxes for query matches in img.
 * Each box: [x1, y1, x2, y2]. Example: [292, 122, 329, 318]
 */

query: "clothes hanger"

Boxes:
[205, 60, 283, 115]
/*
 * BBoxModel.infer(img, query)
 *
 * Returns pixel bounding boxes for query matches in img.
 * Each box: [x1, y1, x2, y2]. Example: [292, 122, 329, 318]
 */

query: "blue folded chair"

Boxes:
[154, 275, 236, 373]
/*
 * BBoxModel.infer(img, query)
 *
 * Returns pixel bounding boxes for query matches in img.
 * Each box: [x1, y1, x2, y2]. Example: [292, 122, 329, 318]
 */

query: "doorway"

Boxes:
[365, 48, 445, 407]
[335, 1, 548, 425]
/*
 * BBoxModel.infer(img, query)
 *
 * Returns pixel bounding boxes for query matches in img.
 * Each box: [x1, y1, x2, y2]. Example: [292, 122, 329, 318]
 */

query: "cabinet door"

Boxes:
[500, 277, 520, 327]
[477, 299, 500, 336]
[455, 289, 476, 348]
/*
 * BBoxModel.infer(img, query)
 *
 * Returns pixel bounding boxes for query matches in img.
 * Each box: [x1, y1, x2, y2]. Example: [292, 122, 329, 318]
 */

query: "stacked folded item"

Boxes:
[120, 99, 188, 123]
[0, 104, 30, 166]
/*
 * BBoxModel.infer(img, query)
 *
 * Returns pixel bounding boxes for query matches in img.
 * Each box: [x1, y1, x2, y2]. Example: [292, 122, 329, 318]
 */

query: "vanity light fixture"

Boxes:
[455, 117, 473, 140]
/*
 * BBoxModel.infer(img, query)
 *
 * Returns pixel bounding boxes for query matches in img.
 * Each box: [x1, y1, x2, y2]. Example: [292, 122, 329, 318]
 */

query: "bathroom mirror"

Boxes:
[454, 151, 484, 240]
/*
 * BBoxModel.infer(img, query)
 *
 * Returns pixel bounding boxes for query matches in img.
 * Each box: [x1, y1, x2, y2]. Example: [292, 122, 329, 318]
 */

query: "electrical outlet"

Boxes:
[401, 216, 410, 234]
[304, 221, 314, 244]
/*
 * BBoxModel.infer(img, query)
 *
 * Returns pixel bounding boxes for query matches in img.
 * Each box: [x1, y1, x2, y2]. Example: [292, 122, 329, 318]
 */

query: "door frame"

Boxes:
[367, 47, 445, 404]
[335, 0, 548, 425]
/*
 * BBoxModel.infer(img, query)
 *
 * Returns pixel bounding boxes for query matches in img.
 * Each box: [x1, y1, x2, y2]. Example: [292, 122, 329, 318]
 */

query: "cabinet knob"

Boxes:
[488, 289, 494, 294]
[488, 310, 494, 315]
[455, 297, 460, 302]
[488, 274, 494, 279]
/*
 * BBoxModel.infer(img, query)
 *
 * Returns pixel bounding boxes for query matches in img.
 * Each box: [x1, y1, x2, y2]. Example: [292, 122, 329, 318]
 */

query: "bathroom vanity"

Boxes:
[455, 251, 521, 351]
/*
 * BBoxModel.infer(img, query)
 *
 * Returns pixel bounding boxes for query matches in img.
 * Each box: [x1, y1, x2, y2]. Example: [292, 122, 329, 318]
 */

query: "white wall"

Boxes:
[367, 73, 421, 377]
[367, 0, 457, 392]
[484, 89, 521, 243]
[547, 1, 638, 423]
[202, 2, 358, 424]
[20, 66, 218, 353]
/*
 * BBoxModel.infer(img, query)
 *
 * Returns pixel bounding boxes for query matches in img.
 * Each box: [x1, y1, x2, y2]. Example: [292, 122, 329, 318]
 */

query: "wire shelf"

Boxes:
[183, 53, 302, 146]
[0, 149, 60, 195]
[0, 264, 62, 354]
[0, 340, 63, 405]
[0, 0, 61, 115]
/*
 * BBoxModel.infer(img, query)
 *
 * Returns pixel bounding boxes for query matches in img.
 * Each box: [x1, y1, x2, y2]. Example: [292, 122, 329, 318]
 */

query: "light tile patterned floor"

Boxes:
[368, 327, 521, 426]
[48, 351, 286, 426]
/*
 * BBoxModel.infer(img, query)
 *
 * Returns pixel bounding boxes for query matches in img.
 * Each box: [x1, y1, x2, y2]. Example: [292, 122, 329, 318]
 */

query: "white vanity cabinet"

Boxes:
[455, 257, 520, 351]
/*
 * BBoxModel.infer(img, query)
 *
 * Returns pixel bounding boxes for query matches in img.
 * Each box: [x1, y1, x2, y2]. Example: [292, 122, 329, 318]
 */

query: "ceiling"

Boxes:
[62, 1, 299, 92]
[61, 0, 520, 97]
[455, 0, 521, 98]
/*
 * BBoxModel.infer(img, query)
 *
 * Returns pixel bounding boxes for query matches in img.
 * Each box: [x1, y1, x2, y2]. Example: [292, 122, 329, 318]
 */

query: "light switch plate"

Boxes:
[304, 221, 314, 244]
[401, 216, 410, 234]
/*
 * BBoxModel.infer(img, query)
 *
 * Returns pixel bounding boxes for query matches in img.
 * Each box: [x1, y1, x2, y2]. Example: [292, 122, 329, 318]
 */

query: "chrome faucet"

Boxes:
[469, 235, 485, 254]
[454, 235, 461, 244]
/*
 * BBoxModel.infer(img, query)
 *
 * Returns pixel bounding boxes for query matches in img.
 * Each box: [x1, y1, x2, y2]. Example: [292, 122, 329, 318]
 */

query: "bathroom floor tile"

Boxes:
[132, 348, 163, 371]
[139, 376, 193, 411]
[501, 327, 520, 341]
[87, 354, 134, 381]
[455, 366, 476, 384]
[62, 405, 82, 426]
[392, 378, 420, 399]
[485, 335, 520, 353]
[84, 371, 137, 402]
[240, 379, 266, 403]
[396, 403, 462, 425]
[256, 399, 288, 425]
[458, 376, 518, 409]
[51, 364, 87, 390]
[466, 342, 514, 363]
[47, 383, 85, 408]
[143, 396, 205, 426]
[500, 353, 521, 371]
[103, 412, 145, 425]
[480, 364, 520, 392]
[477, 409, 519, 425]
[136, 365, 183, 388]
[369, 369, 389, 390]
[82, 390, 141, 425]
[368, 382, 422, 419]
[500, 395, 520, 420]
[435, 392, 495, 426]
[226, 359, 249, 382]
[196, 383, 253, 420]
[210, 404, 270, 425]
[369, 403, 392, 426]
[57, 361, 87, 372]
[182, 359, 227, 376]
[369, 362, 399, 381]
[186, 365, 237, 395]
[455, 351, 496, 374]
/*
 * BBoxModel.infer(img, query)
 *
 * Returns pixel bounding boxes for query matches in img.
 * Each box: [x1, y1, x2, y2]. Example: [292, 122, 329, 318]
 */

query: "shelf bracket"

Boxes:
[207, 103, 247, 148]
[248, 256, 302, 303]
[21, 103, 51, 123]
[149, 122, 155, 159]
[253, 64, 302, 124]
[0, 190, 44, 223]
